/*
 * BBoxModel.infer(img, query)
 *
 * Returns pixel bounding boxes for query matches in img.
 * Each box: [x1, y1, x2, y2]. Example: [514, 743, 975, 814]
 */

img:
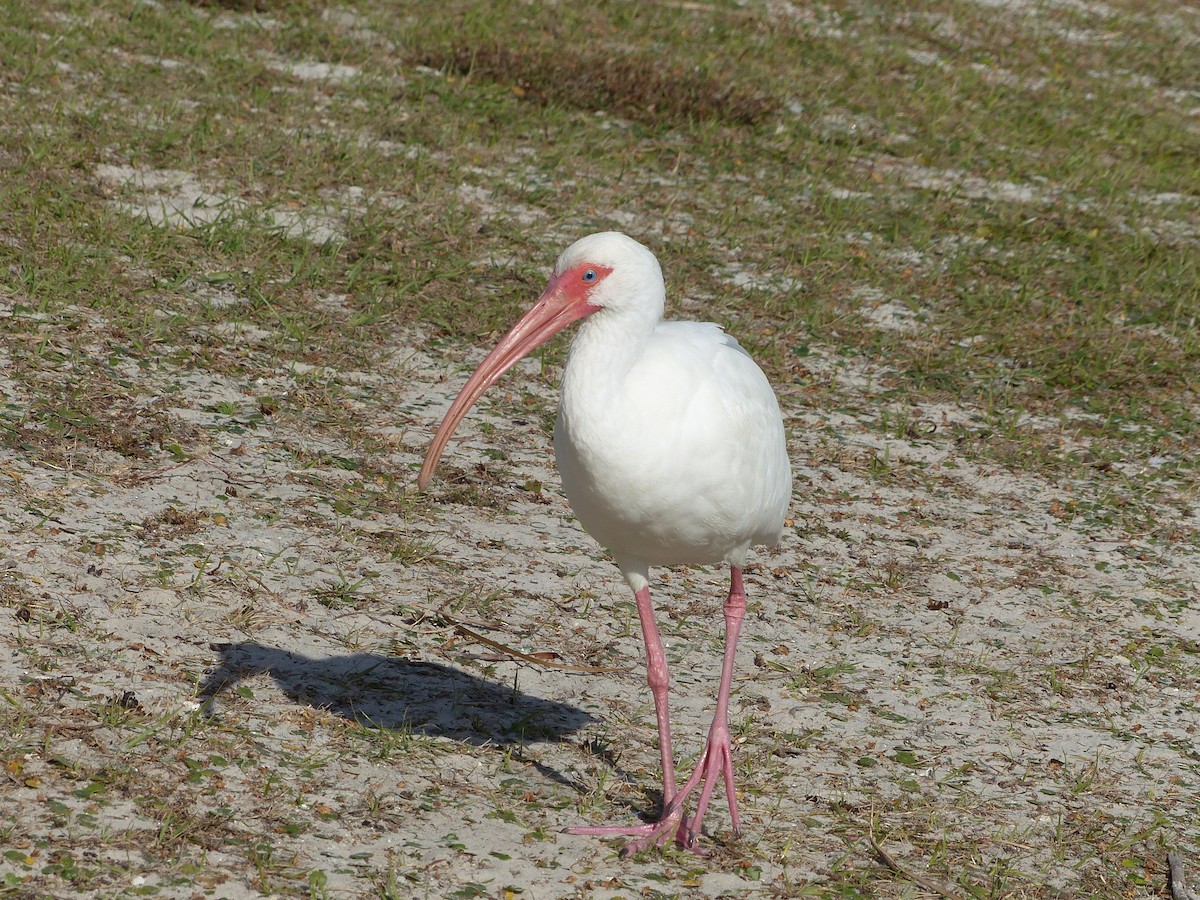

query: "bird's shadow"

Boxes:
[198, 641, 596, 749]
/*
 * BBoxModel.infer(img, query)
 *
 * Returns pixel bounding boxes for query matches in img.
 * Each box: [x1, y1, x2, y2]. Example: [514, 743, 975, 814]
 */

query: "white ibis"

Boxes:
[419, 232, 791, 853]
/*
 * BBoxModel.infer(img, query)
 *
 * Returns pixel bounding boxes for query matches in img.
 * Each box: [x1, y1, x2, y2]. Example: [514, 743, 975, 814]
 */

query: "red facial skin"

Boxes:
[417, 263, 611, 490]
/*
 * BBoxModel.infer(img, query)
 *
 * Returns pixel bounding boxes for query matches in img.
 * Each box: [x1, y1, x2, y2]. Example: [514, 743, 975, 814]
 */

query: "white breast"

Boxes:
[554, 321, 791, 572]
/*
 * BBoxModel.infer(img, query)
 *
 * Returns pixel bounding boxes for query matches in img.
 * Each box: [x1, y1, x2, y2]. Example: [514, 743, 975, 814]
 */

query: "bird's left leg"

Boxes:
[666, 564, 747, 847]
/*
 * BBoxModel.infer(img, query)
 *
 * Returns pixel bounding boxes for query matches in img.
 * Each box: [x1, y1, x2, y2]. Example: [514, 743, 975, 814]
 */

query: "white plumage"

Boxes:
[557, 317, 790, 584]
[420, 232, 791, 853]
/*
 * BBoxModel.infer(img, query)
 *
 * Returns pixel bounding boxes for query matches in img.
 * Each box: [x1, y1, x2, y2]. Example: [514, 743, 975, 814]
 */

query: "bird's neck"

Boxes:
[561, 302, 659, 412]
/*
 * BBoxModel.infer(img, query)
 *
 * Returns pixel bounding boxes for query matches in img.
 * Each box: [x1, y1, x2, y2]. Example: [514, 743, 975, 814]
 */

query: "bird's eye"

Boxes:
[582, 269, 597, 283]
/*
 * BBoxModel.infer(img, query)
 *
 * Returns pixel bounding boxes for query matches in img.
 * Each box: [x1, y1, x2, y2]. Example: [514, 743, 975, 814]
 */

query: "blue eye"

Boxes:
[582, 269, 597, 283]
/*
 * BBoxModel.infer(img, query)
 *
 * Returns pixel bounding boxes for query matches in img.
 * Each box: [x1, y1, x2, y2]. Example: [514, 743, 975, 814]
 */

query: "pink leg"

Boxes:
[676, 566, 746, 843]
[571, 568, 747, 855]
[629, 583, 679, 804]
[571, 584, 692, 851]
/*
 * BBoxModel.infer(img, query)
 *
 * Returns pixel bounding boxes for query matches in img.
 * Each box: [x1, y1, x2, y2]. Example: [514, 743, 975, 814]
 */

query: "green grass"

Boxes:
[3, 0, 1195, 458]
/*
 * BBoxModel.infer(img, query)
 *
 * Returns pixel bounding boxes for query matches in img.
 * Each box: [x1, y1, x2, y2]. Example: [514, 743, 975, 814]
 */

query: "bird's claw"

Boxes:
[571, 727, 739, 855]
[569, 809, 705, 856]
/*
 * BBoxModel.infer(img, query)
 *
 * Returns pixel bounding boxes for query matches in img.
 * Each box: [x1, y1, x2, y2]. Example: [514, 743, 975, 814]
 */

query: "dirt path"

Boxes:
[2, 305, 1197, 897]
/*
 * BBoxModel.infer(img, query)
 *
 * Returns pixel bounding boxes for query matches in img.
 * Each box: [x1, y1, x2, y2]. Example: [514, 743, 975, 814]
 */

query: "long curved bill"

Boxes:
[417, 277, 598, 491]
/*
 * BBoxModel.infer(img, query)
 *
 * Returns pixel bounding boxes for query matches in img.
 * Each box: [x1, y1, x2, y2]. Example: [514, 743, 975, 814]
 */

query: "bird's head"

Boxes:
[417, 231, 663, 490]
[545, 231, 665, 322]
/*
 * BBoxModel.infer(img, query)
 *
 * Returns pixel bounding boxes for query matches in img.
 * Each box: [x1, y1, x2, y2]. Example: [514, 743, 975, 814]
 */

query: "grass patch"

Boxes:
[417, 42, 776, 127]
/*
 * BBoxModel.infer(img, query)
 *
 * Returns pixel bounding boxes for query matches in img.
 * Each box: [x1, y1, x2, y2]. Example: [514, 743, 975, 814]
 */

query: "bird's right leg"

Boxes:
[633, 583, 679, 806]
[570, 584, 693, 853]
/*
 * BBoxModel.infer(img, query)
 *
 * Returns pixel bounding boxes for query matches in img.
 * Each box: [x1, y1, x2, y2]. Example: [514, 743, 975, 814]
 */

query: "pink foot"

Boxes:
[568, 807, 699, 856]
[571, 725, 739, 856]
[684, 722, 740, 842]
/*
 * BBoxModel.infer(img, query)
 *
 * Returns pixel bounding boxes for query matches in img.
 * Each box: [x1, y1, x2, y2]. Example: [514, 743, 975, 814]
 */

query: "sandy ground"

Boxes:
[2, 272, 1197, 897]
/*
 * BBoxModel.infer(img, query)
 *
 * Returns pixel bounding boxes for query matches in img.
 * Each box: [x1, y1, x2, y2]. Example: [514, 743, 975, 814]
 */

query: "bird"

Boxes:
[418, 231, 792, 854]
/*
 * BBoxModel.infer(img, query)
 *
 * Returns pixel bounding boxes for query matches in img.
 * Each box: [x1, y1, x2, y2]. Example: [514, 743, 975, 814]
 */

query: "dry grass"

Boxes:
[418, 42, 777, 126]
